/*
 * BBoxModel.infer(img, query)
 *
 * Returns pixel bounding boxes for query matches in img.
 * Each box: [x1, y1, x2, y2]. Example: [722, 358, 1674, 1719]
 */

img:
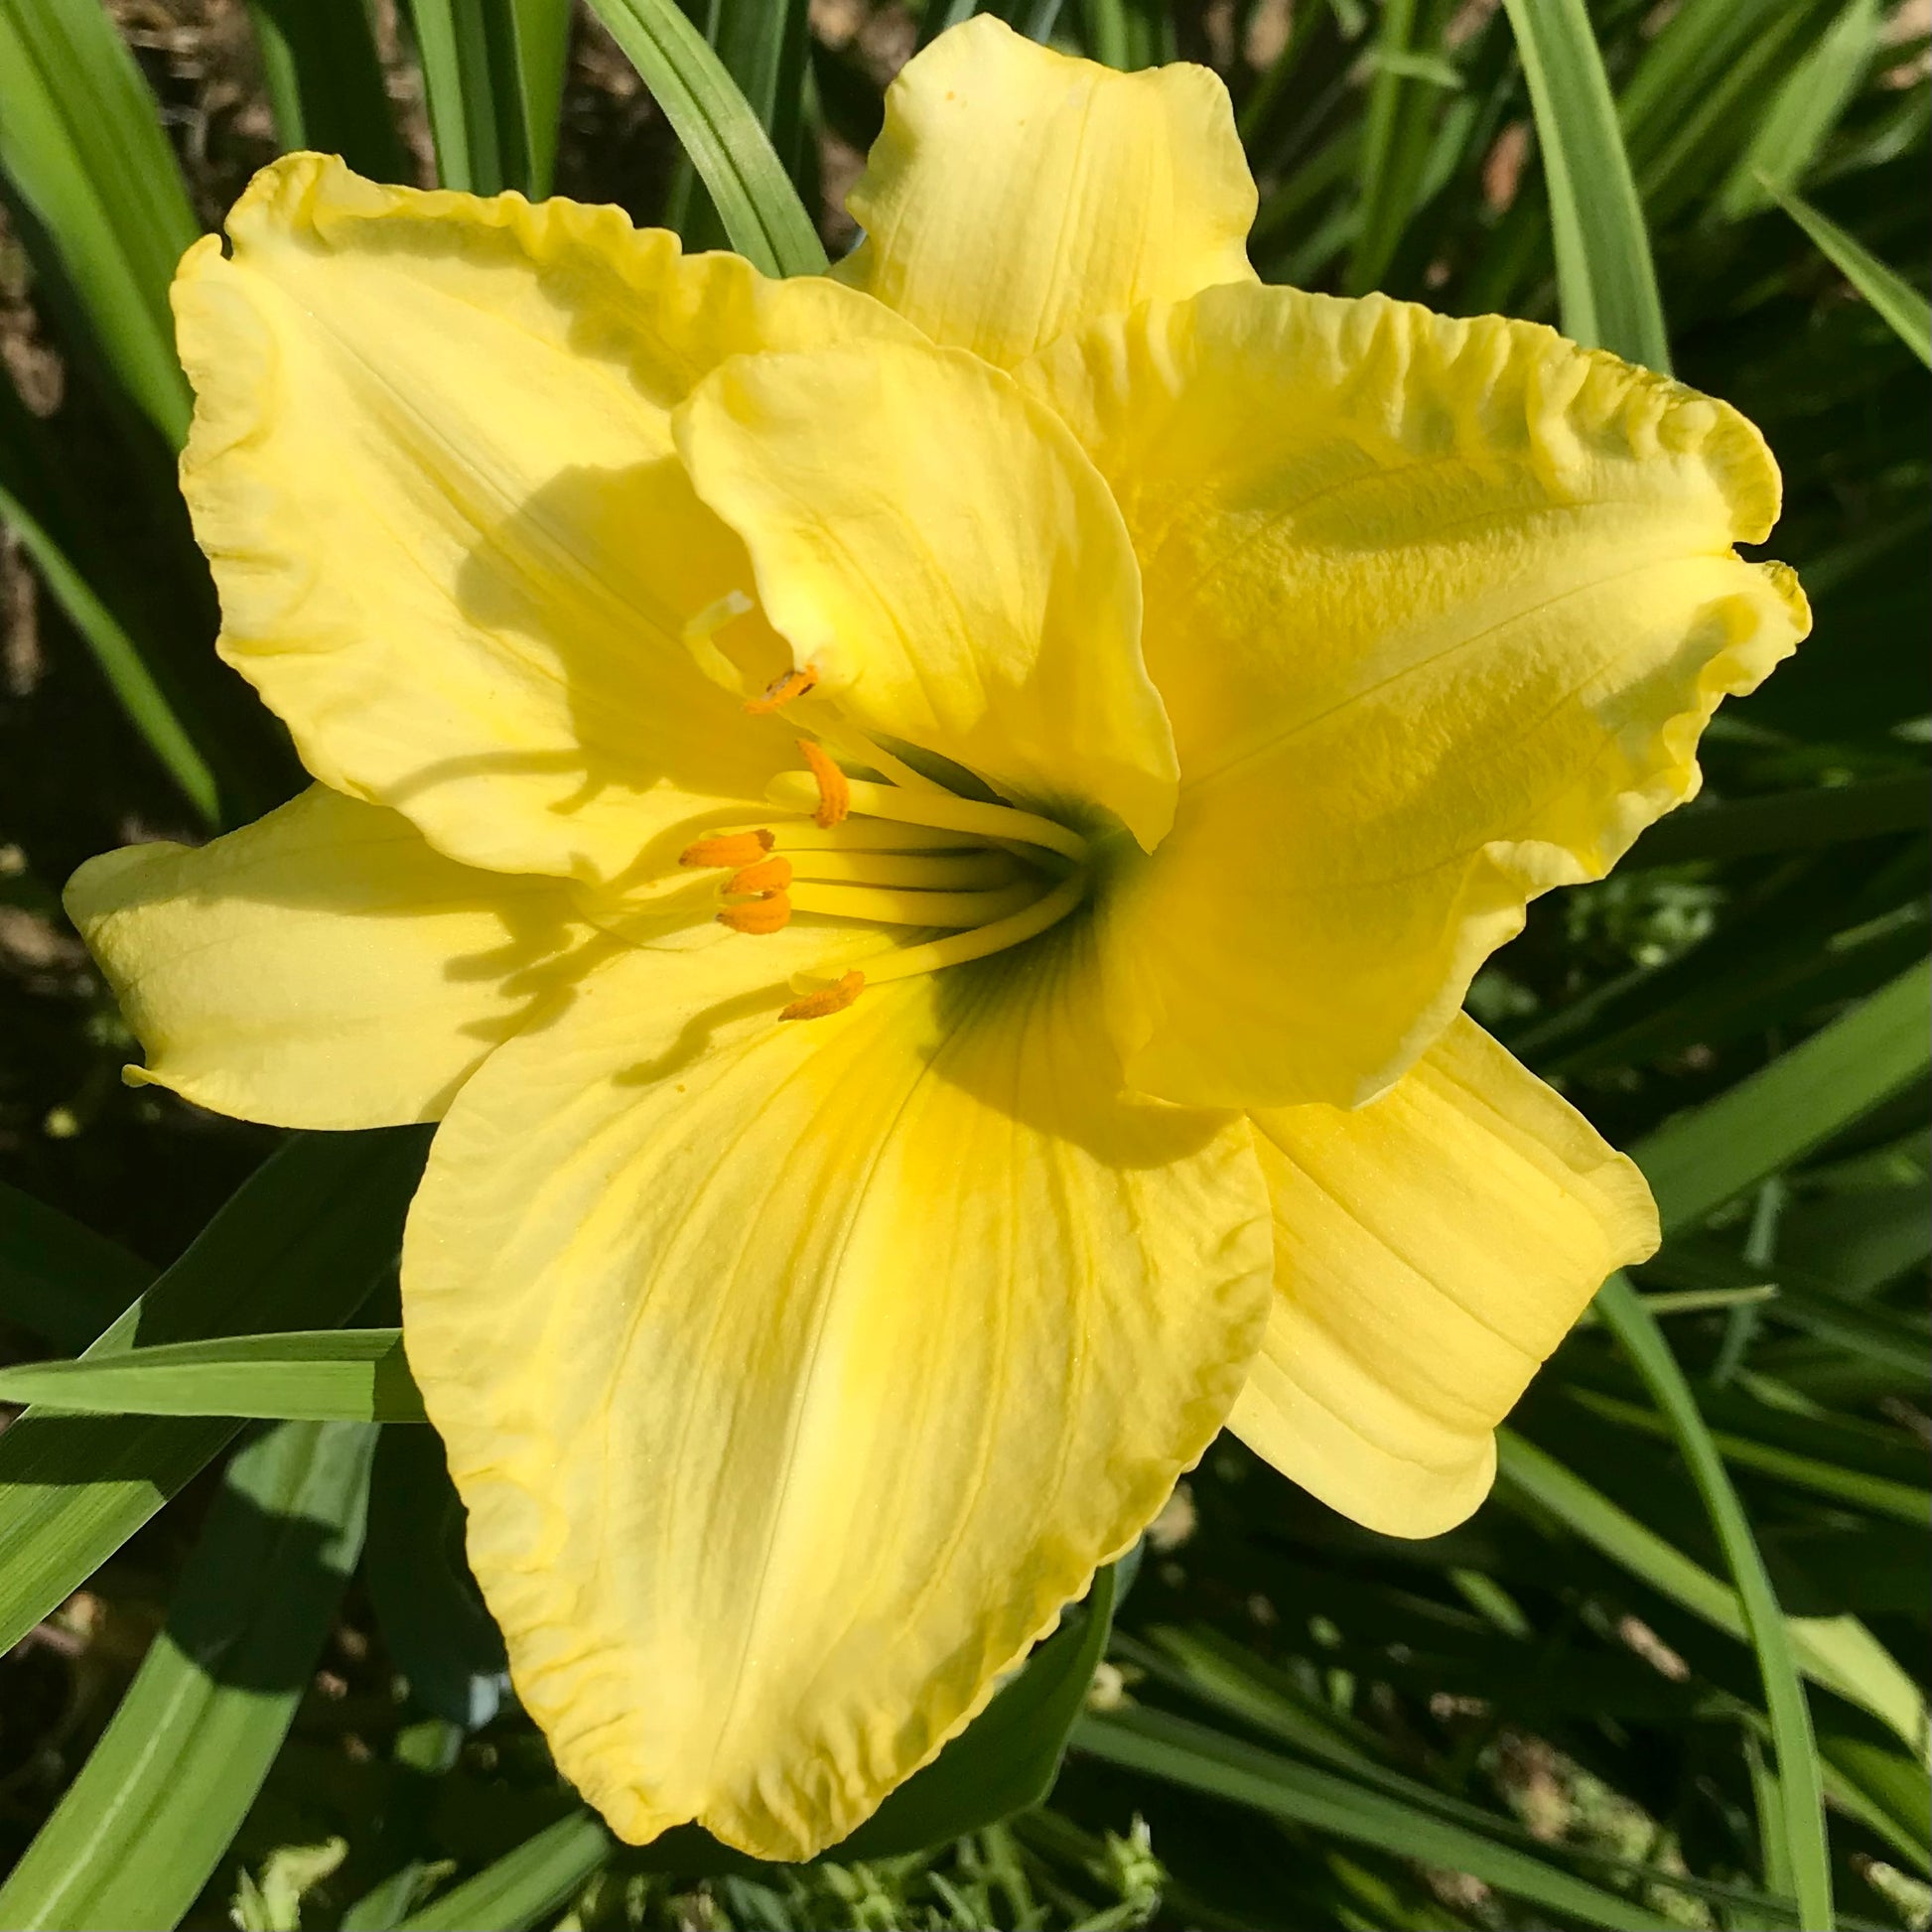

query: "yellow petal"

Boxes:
[1231, 1015, 1659, 1537]
[402, 920, 1271, 1859]
[175, 153, 914, 886]
[1026, 286, 1810, 1107]
[673, 339, 1177, 849]
[64, 787, 602, 1129]
[833, 15, 1256, 368]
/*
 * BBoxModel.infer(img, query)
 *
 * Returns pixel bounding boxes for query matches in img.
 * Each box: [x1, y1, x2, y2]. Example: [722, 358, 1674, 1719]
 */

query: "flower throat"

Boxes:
[676, 644, 1090, 1022]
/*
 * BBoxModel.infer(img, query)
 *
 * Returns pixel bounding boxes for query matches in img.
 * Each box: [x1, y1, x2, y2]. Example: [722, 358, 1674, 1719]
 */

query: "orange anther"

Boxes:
[679, 829, 774, 869]
[779, 971, 865, 1022]
[745, 665, 818, 715]
[797, 738, 850, 827]
[727, 855, 792, 896]
[717, 890, 792, 935]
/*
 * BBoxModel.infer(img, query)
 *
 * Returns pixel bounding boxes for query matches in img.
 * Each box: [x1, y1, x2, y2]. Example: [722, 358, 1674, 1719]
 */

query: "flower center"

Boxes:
[676, 653, 1091, 1022]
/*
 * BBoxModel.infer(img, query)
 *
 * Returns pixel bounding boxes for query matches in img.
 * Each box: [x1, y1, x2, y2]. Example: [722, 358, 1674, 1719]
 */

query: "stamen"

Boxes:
[717, 890, 791, 935]
[855, 871, 1088, 984]
[797, 739, 850, 827]
[813, 721, 946, 794]
[784, 849, 1023, 891]
[726, 856, 792, 896]
[766, 771, 1088, 864]
[745, 665, 818, 715]
[779, 970, 865, 1022]
[680, 829, 774, 870]
[789, 881, 1041, 928]
[759, 820, 976, 854]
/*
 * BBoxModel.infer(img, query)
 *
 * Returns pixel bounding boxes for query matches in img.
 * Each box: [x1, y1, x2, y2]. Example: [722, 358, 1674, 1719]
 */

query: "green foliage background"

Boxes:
[0, 2, 1927, 1927]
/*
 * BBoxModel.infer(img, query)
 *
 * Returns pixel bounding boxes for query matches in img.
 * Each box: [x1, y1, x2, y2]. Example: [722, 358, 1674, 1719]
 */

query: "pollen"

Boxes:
[745, 665, 818, 715]
[680, 829, 774, 869]
[798, 739, 850, 828]
[779, 971, 865, 1022]
[717, 890, 792, 935]
[726, 856, 792, 896]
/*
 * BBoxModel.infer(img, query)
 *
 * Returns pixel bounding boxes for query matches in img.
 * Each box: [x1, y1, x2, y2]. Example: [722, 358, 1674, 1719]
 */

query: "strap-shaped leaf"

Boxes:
[0, 1177, 153, 1353]
[666, 0, 812, 250]
[0, 1420, 376, 1931]
[365, 1427, 509, 1729]
[1594, 1276, 1835, 1932]
[1073, 1703, 1683, 1931]
[398, 1813, 611, 1932]
[1498, 0, 1671, 370]
[1637, 959, 1932, 1233]
[1764, 181, 1932, 367]
[406, 0, 572, 197]
[1627, 774, 1929, 867]
[0, 0, 198, 443]
[244, 0, 413, 184]
[0, 379, 220, 824]
[0, 1128, 429, 1655]
[1495, 1431, 1927, 1756]
[0, 1327, 426, 1421]
[580, 0, 827, 277]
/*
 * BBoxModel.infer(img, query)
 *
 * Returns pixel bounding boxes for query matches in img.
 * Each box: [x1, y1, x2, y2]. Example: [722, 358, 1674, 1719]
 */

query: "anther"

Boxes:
[726, 856, 792, 896]
[797, 739, 850, 827]
[680, 829, 774, 870]
[745, 665, 818, 715]
[717, 891, 792, 935]
[779, 970, 865, 1022]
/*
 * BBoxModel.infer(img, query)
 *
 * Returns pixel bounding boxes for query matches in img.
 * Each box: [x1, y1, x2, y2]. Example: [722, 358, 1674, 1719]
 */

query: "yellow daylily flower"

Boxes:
[66, 15, 1806, 1863]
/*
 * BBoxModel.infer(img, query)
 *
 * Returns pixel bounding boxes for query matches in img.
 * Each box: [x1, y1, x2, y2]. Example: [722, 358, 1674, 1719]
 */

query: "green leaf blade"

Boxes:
[0, 1129, 429, 1656]
[1594, 1276, 1835, 1930]
[0, 1419, 376, 1931]
[0, 1328, 426, 1422]
[1499, 0, 1671, 370]
[580, 0, 827, 277]
[0, 0, 200, 444]
[1764, 181, 1932, 366]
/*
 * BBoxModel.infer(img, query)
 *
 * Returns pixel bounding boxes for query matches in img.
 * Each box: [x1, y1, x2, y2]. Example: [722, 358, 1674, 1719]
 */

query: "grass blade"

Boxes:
[0, 1420, 376, 1931]
[1345, 0, 1431, 295]
[669, 0, 811, 251]
[0, 1327, 426, 1420]
[1498, 0, 1671, 370]
[1494, 1430, 1928, 1755]
[1626, 774, 1928, 866]
[364, 1428, 507, 1729]
[0, 1129, 429, 1655]
[1567, 1385, 1932, 1525]
[1635, 959, 1932, 1234]
[508, 0, 572, 197]
[411, 0, 515, 194]
[1128, 1623, 1835, 1925]
[0, 0, 198, 444]
[0, 1179, 153, 1353]
[244, 0, 413, 183]
[399, 1812, 611, 1931]
[1763, 181, 1932, 367]
[1594, 1274, 1835, 1930]
[1717, 0, 1881, 218]
[0, 374, 222, 824]
[580, 0, 826, 276]
[1073, 1704, 1683, 1930]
